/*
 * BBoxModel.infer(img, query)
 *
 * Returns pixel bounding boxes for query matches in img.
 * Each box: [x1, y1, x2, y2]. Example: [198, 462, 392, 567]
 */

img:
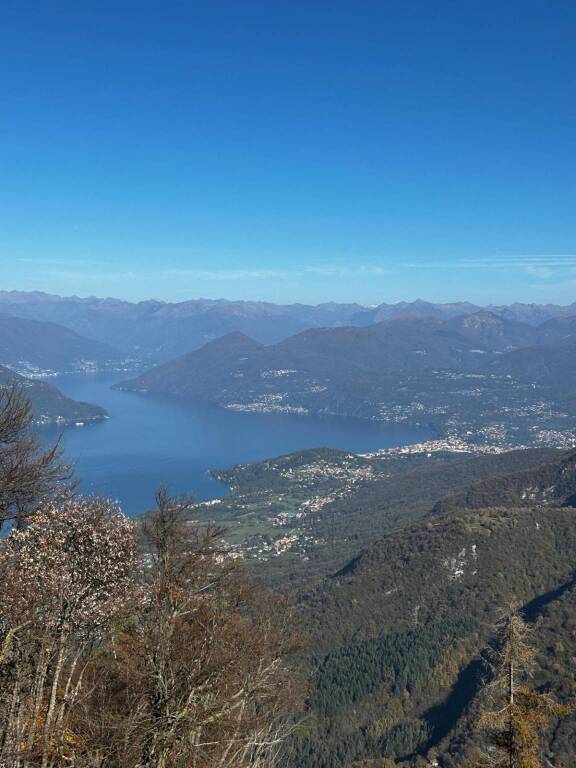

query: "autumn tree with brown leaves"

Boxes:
[75, 489, 297, 768]
[476, 609, 570, 768]
[0, 487, 297, 768]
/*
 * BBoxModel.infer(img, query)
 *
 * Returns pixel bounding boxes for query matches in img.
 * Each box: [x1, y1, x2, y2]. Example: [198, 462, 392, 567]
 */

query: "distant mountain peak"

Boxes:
[201, 331, 262, 349]
[460, 309, 505, 327]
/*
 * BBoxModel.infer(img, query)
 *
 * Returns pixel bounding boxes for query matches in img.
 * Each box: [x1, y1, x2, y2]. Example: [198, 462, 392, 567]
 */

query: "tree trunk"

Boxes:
[41, 627, 68, 768]
[24, 639, 49, 768]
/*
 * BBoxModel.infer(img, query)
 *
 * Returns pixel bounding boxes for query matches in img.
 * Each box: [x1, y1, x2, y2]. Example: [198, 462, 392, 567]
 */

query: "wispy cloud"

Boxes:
[16, 257, 87, 267]
[20, 254, 576, 288]
[523, 265, 554, 279]
[458, 255, 576, 279]
[457, 254, 576, 268]
[303, 265, 391, 277]
[162, 268, 294, 281]
[404, 254, 576, 278]
[46, 264, 394, 283]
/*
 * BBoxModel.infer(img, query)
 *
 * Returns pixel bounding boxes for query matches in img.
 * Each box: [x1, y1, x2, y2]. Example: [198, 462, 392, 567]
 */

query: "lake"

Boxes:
[40, 372, 433, 516]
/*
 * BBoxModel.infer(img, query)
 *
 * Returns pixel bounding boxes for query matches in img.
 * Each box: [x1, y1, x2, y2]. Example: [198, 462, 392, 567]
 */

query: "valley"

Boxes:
[3, 292, 576, 767]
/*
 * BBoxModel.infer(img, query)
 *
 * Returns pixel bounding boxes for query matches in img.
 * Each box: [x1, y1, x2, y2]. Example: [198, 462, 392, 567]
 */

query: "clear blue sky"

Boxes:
[1, 0, 575, 305]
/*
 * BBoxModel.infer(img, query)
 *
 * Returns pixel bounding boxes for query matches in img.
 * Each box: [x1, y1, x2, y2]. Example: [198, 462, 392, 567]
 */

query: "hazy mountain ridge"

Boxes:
[117, 312, 538, 398]
[0, 314, 123, 373]
[0, 366, 108, 424]
[0, 291, 366, 361]
[119, 308, 576, 396]
[485, 335, 576, 389]
[115, 309, 576, 448]
[3, 290, 576, 362]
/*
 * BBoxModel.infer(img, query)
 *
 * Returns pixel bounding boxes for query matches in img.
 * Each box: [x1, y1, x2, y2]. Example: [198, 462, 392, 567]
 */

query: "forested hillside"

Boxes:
[434, 447, 576, 514]
[283, 449, 576, 768]
[193, 446, 559, 586]
[117, 312, 576, 449]
[185, 444, 576, 765]
[0, 365, 108, 423]
[290, 501, 576, 767]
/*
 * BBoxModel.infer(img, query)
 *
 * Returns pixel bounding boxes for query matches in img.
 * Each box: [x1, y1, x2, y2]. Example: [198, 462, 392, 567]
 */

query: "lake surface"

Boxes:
[40, 372, 433, 516]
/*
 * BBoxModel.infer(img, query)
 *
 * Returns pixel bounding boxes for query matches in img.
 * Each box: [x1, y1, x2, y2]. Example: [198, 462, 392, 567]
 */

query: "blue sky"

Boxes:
[1, 0, 575, 305]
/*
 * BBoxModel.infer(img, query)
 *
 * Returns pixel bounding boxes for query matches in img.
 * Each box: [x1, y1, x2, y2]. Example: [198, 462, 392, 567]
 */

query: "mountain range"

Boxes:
[3, 290, 576, 363]
[115, 310, 576, 449]
[4, 289, 576, 448]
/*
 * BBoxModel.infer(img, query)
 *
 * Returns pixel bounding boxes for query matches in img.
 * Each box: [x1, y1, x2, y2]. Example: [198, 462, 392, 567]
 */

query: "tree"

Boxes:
[74, 489, 298, 768]
[0, 484, 297, 768]
[476, 609, 570, 768]
[0, 496, 138, 768]
[0, 384, 70, 530]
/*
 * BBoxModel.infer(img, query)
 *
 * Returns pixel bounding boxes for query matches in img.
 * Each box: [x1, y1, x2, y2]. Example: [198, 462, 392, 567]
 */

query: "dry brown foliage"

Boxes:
[476, 609, 571, 768]
[0, 488, 299, 768]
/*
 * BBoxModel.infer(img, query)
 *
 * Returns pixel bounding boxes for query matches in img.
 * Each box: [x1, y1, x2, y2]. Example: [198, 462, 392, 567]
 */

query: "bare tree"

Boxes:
[0, 384, 70, 530]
